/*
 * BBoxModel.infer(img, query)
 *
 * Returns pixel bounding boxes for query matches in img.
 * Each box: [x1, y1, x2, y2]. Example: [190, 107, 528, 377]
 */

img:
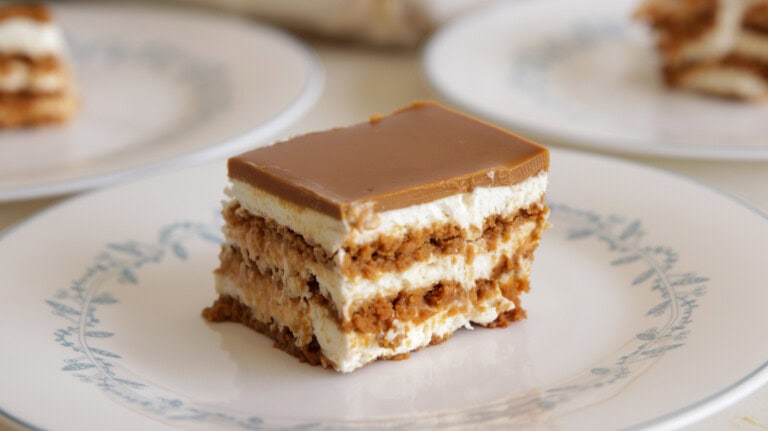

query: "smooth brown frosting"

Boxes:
[0, 4, 52, 22]
[229, 101, 549, 220]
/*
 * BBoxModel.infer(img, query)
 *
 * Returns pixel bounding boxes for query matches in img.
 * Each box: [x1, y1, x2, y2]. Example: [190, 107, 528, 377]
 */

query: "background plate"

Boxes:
[0, 3, 322, 201]
[1, 150, 767, 430]
[424, 0, 768, 160]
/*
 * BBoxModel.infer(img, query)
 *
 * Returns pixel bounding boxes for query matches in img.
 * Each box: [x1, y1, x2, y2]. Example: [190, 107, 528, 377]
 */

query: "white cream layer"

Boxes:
[679, 66, 768, 98]
[672, 0, 756, 63]
[218, 270, 517, 373]
[678, 27, 768, 63]
[0, 59, 64, 92]
[312, 294, 512, 373]
[732, 29, 768, 62]
[228, 169, 548, 254]
[226, 213, 539, 319]
[326, 221, 535, 319]
[654, 0, 768, 63]
[0, 18, 64, 57]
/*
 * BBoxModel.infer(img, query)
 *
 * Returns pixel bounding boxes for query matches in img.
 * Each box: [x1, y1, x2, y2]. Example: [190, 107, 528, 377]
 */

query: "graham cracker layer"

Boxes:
[345, 250, 535, 336]
[203, 293, 462, 370]
[0, 54, 61, 73]
[662, 54, 768, 98]
[635, 0, 717, 59]
[0, 4, 52, 22]
[634, 0, 768, 60]
[663, 53, 768, 82]
[214, 236, 534, 337]
[223, 200, 547, 280]
[343, 202, 547, 278]
[213, 244, 316, 345]
[744, 3, 768, 32]
[0, 87, 76, 127]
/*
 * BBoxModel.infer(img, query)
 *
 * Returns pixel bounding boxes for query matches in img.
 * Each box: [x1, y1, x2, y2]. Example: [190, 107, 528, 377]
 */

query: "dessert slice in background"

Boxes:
[635, 0, 768, 100]
[0, 3, 76, 127]
[204, 102, 550, 373]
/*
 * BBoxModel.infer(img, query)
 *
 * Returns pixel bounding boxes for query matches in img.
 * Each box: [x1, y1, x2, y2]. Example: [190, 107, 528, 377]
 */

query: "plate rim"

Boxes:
[423, 0, 768, 161]
[1, 148, 768, 430]
[0, 2, 324, 203]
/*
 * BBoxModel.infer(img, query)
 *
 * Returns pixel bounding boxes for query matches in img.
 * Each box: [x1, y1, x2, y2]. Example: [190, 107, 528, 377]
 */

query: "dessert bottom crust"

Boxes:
[662, 55, 768, 99]
[0, 88, 77, 127]
[202, 293, 523, 370]
[202, 294, 331, 368]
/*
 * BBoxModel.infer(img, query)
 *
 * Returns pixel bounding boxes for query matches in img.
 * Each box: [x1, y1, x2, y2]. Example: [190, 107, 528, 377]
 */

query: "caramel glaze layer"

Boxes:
[223, 200, 546, 280]
[228, 101, 548, 220]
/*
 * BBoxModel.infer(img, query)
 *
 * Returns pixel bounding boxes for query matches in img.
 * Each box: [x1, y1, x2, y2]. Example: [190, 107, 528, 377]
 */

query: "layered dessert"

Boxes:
[0, 3, 76, 127]
[635, 0, 768, 99]
[203, 101, 550, 373]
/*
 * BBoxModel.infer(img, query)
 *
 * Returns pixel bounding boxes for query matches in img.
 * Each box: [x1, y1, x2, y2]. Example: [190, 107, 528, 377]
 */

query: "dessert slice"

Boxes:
[203, 101, 550, 373]
[0, 3, 76, 127]
[635, 0, 768, 99]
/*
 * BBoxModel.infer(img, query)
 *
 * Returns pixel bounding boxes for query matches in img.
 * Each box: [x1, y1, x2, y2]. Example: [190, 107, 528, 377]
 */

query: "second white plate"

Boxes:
[0, 3, 323, 201]
[425, 0, 768, 160]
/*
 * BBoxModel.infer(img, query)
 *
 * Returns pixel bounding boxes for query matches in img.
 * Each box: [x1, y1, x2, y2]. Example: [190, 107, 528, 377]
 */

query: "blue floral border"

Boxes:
[46, 204, 707, 429]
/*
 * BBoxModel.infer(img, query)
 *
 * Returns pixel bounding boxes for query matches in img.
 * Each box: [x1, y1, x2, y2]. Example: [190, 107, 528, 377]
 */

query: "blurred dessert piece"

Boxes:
[635, 0, 768, 100]
[169, 0, 491, 47]
[0, 3, 76, 127]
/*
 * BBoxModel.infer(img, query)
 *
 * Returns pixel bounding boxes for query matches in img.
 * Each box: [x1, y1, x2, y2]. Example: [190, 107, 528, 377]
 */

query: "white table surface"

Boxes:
[1, 41, 766, 431]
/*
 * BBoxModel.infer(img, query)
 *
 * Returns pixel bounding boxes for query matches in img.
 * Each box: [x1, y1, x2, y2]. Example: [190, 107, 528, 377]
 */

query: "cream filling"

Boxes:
[0, 60, 64, 92]
[226, 218, 539, 320]
[346, 170, 548, 246]
[227, 180, 347, 254]
[672, 0, 755, 63]
[228, 170, 548, 254]
[0, 18, 64, 57]
[678, 28, 768, 63]
[732, 29, 768, 62]
[311, 298, 512, 373]
[679, 67, 768, 98]
[330, 221, 537, 318]
[217, 272, 517, 373]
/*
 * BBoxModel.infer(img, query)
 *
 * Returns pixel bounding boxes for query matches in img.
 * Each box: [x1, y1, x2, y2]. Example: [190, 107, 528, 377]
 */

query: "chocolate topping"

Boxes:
[229, 101, 549, 220]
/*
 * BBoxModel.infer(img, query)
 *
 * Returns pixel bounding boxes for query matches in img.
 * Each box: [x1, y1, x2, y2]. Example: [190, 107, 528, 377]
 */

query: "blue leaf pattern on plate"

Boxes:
[45, 204, 708, 430]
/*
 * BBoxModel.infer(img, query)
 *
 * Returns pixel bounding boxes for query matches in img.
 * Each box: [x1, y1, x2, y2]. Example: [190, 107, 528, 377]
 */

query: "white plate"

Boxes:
[0, 3, 322, 202]
[1, 149, 767, 430]
[424, 0, 768, 160]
